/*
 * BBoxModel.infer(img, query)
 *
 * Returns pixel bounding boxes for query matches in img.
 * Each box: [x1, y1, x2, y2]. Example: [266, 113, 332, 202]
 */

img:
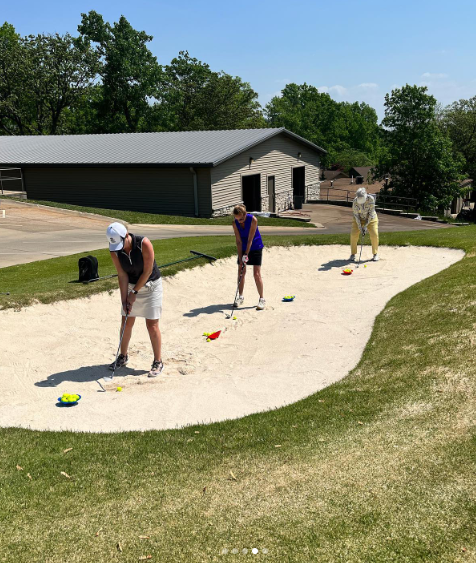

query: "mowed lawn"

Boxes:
[0, 229, 475, 562]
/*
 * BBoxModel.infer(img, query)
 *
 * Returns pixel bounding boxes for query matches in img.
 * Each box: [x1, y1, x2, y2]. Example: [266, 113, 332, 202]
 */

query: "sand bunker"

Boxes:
[0, 245, 464, 432]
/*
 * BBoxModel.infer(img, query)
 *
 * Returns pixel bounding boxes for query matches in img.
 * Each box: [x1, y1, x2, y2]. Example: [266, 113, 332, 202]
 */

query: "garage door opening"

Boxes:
[242, 174, 261, 212]
[293, 166, 305, 209]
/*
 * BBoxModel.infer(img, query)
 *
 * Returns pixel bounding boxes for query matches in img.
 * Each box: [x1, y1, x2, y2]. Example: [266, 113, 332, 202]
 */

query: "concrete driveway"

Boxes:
[0, 199, 452, 268]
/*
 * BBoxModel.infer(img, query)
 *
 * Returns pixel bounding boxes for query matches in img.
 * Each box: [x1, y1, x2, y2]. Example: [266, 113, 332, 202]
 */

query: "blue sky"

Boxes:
[3, 0, 475, 121]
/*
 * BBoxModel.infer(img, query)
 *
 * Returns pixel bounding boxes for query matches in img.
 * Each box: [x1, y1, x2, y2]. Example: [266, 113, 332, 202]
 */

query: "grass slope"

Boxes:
[0, 228, 475, 562]
[2, 196, 313, 227]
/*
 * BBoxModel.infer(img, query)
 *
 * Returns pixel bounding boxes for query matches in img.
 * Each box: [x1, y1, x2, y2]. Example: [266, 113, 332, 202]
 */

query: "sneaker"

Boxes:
[257, 297, 266, 310]
[372, 253, 380, 262]
[149, 359, 164, 378]
[233, 295, 244, 307]
[349, 254, 356, 262]
[109, 353, 128, 371]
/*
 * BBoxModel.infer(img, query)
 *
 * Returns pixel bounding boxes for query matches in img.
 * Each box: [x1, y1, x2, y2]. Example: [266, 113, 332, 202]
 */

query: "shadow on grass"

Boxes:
[35, 365, 148, 387]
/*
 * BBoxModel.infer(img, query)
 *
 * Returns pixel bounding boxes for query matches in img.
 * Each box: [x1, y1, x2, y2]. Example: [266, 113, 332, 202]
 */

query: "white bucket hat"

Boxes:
[356, 188, 367, 204]
[106, 222, 127, 251]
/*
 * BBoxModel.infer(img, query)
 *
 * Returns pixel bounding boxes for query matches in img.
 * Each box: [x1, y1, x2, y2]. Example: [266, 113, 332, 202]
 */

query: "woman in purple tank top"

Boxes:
[232, 204, 266, 310]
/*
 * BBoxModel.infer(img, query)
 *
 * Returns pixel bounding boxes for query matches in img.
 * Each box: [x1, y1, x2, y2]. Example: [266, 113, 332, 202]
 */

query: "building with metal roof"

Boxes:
[0, 128, 325, 217]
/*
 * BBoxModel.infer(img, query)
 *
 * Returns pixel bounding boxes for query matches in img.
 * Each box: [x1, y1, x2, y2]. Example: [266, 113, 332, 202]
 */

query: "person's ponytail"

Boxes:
[233, 204, 247, 216]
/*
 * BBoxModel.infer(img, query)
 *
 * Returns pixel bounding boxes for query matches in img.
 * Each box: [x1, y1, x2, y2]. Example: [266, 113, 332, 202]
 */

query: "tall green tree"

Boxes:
[0, 22, 26, 134]
[375, 85, 463, 209]
[265, 83, 380, 166]
[78, 11, 161, 132]
[0, 24, 98, 135]
[440, 96, 476, 181]
[158, 51, 265, 131]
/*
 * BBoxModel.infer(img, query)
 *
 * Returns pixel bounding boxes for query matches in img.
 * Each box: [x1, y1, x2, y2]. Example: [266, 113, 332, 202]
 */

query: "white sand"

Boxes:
[0, 245, 463, 433]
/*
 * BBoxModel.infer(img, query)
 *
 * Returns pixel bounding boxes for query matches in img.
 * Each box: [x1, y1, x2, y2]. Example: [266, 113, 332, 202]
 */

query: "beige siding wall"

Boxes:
[24, 167, 213, 217]
[210, 134, 321, 215]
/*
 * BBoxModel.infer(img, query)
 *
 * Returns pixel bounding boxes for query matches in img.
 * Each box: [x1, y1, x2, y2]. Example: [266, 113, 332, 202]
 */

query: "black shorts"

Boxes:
[238, 249, 263, 266]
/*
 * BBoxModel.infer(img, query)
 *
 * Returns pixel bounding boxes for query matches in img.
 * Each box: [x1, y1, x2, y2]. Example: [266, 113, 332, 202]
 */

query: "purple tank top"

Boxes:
[235, 213, 264, 252]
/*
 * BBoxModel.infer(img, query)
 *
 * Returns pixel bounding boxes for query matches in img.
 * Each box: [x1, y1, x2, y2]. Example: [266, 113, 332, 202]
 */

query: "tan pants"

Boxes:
[351, 217, 379, 255]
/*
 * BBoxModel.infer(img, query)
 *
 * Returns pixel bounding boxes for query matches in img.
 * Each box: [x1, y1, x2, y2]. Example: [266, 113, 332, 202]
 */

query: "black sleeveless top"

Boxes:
[116, 234, 161, 284]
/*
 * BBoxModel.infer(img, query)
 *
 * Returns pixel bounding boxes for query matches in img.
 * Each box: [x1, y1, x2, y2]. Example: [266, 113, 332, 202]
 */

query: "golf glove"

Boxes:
[242, 254, 249, 264]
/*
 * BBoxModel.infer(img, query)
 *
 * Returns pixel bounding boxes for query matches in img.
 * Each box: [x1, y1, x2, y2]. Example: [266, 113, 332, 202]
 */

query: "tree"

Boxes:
[375, 85, 463, 210]
[265, 83, 380, 166]
[78, 11, 161, 132]
[0, 24, 98, 135]
[331, 148, 373, 175]
[157, 51, 265, 131]
[440, 96, 476, 181]
[0, 22, 28, 134]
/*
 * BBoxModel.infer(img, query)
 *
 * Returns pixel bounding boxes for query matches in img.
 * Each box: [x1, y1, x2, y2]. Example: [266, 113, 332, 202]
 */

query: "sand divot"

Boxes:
[0, 244, 464, 432]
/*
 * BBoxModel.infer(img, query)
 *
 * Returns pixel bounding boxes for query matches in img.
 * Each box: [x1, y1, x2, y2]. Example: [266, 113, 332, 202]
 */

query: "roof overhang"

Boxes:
[212, 127, 326, 166]
[2, 162, 214, 169]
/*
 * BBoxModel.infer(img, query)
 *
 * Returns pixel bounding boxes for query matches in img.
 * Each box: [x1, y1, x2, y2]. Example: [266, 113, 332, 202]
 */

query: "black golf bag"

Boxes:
[78, 255, 99, 282]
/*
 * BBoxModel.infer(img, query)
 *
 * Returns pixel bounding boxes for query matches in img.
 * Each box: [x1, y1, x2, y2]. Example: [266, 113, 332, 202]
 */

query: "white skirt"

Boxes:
[121, 278, 163, 319]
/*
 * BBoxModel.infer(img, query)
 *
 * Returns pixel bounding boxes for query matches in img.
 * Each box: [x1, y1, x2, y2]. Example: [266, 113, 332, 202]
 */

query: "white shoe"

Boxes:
[373, 254, 380, 262]
[233, 295, 244, 307]
[257, 297, 266, 310]
[350, 254, 356, 262]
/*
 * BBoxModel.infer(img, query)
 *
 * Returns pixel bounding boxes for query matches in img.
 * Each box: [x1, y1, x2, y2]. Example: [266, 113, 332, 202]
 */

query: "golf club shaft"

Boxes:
[111, 311, 129, 378]
[189, 250, 217, 261]
[228, 263, 246, 318]
[83, 251, 217, 284]
[357, 231, 365, 267]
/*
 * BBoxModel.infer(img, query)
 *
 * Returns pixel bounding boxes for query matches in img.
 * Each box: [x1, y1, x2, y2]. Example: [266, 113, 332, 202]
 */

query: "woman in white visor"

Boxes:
[105, 222, 164, 378]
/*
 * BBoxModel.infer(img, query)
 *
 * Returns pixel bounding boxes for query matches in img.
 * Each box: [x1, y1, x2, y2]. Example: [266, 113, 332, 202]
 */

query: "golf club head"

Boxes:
[103, 375, 113, 383]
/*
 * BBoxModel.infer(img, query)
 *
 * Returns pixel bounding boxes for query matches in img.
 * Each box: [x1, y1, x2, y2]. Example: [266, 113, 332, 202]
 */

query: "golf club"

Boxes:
[226, 262, 246, 319]
[82, 250, 217, 284]
[357, 231, 365, 268]
[102, 311, 130, 383]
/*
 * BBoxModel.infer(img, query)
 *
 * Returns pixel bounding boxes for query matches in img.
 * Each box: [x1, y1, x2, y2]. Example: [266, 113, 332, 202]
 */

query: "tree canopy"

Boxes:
[374, 85, 463, 210]
[0, 15, 266, 136]
[77, 11, 161, 133]
[157, 51, 265, 131]
[265, 83, 380, 167]
[440, 96, 476, 183]
[0, 23, 98, 135]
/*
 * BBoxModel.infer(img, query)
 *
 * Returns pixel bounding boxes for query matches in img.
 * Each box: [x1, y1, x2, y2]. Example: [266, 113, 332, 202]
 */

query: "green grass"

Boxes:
[0, 229, 475, 562]
[3, 196, 313, 227]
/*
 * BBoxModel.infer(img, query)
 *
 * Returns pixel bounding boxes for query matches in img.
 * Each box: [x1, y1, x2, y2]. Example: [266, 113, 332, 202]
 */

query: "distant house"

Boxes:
[348, 166, 374, 184]
[322, 169, 348, 182]
[0, 128, 326, 217]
